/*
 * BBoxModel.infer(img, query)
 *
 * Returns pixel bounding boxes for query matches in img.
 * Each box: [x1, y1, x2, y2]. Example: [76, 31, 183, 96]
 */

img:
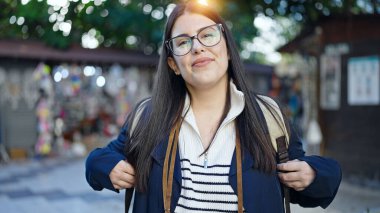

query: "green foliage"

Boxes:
[0, 0, 378, 62]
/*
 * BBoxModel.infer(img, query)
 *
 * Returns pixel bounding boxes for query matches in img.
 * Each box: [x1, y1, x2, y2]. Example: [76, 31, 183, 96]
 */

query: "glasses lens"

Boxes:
[167, 24, 222, 56]
[198, 25, 221, 47]
[169, 37, 192, 56]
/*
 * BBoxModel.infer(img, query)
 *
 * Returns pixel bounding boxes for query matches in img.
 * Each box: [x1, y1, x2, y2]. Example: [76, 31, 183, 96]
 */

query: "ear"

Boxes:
[167, 57, 180, 75]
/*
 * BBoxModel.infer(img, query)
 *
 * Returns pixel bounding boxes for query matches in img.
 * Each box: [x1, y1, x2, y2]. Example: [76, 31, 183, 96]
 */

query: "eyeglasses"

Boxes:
[165, 23, 223, 56]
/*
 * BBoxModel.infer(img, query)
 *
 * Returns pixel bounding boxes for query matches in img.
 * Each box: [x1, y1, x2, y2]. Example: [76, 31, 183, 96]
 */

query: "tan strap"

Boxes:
[235, 125, 244, 213]
[167, 123, 179, 211]
[163, 121, 181, 213]
[163, 123, 176, 212]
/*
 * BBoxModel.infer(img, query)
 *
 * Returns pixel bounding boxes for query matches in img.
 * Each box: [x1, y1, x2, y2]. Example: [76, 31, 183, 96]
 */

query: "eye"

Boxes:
[202, 33, 215, 38]
[199, 26, 218, 39]
[175, 37, 191, 47]
[178, 39, 190, 47]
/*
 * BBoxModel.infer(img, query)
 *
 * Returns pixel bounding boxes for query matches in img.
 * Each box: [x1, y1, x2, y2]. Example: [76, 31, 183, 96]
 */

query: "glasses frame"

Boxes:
[165, 23, 224, 56]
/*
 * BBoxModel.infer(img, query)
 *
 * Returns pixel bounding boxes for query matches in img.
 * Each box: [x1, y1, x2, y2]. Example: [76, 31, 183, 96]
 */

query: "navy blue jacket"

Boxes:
[86, 111, 341, 212]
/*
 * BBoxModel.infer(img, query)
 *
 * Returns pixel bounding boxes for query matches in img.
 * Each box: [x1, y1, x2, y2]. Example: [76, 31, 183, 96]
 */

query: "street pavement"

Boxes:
[0, 157, 379, 213]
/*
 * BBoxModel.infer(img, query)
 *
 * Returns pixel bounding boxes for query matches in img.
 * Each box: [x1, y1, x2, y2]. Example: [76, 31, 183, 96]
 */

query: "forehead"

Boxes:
[171, 13, 216, 37]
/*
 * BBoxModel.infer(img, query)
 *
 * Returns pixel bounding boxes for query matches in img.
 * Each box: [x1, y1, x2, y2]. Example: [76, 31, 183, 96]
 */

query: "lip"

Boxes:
[192, 57, 214, 67]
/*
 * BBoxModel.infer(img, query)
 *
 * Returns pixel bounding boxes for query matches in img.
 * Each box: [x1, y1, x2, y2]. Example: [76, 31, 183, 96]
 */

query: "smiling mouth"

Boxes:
[192, 58, 214, 68]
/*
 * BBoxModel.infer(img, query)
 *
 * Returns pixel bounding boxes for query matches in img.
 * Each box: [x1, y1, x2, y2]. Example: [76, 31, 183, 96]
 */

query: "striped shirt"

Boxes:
[174, 81, 245, 212]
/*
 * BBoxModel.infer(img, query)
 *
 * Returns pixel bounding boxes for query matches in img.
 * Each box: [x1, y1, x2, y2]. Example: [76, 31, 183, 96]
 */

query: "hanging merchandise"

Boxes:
[54, 65, 73, 97]
[35, 98, 53, 155]
[70, 65, 82, 96]
[53, 64, 107, 156]
[106, 64, 124, 97]
[33, 63, 54, 156]
[116, 86, 129, 127]
[34, 63, 54, 97]
[86, 96, 99, 120]
[114, 67, 139, 126]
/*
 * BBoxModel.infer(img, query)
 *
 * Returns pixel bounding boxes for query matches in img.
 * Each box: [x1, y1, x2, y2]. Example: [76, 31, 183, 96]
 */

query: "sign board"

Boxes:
[348, 56, 380, 106]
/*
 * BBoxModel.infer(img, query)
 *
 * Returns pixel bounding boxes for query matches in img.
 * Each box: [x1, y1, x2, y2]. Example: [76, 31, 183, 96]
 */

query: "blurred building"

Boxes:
[0, 39, 273, 160]
[278, 14, 380, 181]
[0, 39, 157, 159]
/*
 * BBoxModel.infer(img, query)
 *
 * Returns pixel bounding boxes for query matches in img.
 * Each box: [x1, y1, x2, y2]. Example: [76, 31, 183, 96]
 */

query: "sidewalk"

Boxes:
[291, 181, 380, 213]
[0, 157, 379, 213]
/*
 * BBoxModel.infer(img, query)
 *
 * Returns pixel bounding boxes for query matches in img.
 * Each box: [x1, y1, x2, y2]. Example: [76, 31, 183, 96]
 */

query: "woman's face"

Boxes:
[167, 13, 229, 91]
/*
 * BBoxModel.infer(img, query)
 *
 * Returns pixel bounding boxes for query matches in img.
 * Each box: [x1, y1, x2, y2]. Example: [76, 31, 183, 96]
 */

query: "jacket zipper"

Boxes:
[202, 115, 237, 169]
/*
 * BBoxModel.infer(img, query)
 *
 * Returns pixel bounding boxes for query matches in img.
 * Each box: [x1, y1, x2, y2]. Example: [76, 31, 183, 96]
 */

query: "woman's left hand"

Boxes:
[277, 159, 316, 191]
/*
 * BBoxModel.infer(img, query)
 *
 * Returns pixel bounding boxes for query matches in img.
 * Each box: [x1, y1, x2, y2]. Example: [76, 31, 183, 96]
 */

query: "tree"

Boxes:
[0, 0, 378, 63]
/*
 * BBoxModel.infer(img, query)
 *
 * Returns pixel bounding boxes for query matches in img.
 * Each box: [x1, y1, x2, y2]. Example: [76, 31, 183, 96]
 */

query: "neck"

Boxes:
[187, 77, 229, 114]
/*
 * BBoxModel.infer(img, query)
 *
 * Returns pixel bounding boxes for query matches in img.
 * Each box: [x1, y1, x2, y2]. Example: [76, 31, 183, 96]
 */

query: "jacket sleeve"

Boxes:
[85, 125, 128, 193]
[287, 125, 342, 208]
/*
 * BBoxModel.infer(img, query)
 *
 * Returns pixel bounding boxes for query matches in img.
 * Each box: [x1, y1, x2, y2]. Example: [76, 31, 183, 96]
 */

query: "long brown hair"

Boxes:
[124, 0, 285, 192]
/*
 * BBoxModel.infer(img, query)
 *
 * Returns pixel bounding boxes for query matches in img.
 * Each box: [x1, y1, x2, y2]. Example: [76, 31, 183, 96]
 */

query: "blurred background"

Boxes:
[0, 0, 379, 212]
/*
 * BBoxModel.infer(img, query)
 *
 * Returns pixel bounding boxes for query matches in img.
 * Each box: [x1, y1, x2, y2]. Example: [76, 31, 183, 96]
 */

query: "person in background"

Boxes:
[86, 1, 341, 212]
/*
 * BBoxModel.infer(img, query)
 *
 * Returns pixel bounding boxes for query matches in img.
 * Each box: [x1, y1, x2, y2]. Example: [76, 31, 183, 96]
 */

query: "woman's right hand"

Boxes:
[109, 160, 135, 190]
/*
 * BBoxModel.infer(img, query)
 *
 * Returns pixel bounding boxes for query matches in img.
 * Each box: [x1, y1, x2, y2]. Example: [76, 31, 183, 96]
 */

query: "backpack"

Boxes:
[124, 96, 290, 213]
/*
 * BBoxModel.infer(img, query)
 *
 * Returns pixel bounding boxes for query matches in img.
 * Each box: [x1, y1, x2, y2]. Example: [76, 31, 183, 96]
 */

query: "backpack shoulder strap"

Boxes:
[256, 95, 289, 151]
[130, 98, 150, 135]
[256, 95, 291, 213]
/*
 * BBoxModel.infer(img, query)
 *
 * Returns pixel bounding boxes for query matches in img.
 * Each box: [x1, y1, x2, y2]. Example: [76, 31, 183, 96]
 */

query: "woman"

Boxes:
[85, 1, 341, 212]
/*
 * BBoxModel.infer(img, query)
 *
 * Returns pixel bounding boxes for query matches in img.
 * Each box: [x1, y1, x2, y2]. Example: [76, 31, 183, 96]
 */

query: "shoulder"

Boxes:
[246, 91, 278, 107]
[256, 94, 280, 110]
[122, 97, 151, 130]
[131, 97, 151, 125]
[136, 98, 151, 113]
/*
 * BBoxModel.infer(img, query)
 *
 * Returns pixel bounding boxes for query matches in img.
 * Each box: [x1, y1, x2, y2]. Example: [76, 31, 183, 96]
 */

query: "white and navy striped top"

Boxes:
[174, 81, 245, 213]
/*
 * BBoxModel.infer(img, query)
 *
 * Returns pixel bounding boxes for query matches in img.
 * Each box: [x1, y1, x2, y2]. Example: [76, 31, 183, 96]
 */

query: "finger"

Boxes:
[278, 171, 301, 182]
[113, 184, 122, 190]
[284, 181, 305, 191]
[277, 160, 303, 172]
[294, 187, 305, 191]
[121, 173, 135, 185]
[125, 163, 135, 176]
[279, 174, 314, 191]
[118, 161, 135, 176]
[116, 180, 134, 189]
[112, 171, 133, 188]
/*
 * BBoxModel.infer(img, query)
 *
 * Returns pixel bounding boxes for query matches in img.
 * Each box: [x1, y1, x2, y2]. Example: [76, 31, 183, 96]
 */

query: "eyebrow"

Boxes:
[172, 33, 191, 38]
[171, 24, 213, 39]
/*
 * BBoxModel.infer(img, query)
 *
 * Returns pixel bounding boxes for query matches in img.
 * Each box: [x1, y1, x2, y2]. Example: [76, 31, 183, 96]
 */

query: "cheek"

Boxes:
[216, 39, 228, 58]
[175, 57, 191, 72]
[217, 44, 229, 68]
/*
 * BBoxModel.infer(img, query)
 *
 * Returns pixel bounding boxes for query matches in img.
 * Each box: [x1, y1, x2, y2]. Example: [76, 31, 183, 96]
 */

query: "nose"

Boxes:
[191, 38, 205, 54]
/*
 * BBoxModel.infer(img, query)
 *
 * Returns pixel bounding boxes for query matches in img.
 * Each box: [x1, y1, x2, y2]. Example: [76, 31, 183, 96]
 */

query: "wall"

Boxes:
[0, 59, 39, 155]
[319, 40, 380, 180]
